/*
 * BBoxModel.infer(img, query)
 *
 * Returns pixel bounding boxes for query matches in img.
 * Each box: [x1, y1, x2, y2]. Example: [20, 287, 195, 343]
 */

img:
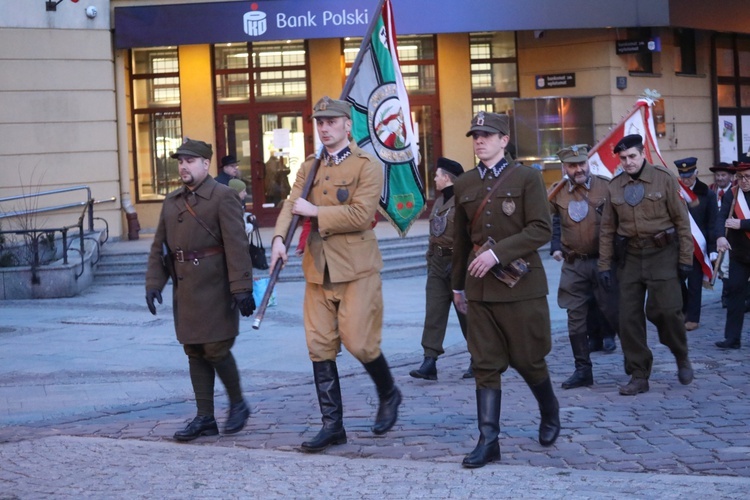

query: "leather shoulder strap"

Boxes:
[470, 163, 520, 231]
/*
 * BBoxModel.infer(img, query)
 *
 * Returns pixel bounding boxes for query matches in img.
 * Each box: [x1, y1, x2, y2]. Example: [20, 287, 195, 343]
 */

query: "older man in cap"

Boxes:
[715, 161, 750, 349]
[216, 155, 240, 186]
[410, 157, 471, 381]
[710, 162, 735, 307]
[145, 138, 255, 441]
[674, 157, 717, 331]
[270, 96, 401, 453]
[452, 111, 559, 468]
[549, 145, 619, 390]
[599, 134, 694, 396]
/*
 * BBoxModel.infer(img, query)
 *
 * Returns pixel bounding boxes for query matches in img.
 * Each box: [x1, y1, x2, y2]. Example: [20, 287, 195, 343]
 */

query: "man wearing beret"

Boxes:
[674, 157, 717, 331]
[216, 155, 240, 186]
[599, 134, 694, 396]
[452, 111, 559, 468]
[270, 96, 401, 453]
[710, 162, 735, 307]
[715, 162, 750, 349]
[410, 157, 471, 381]
[145, 138, 256, 441]
[549, 145, 619, 390]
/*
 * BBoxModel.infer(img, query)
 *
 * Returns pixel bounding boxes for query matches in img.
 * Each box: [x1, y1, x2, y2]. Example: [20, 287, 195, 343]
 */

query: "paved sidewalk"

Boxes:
[1, 233, 750, 497]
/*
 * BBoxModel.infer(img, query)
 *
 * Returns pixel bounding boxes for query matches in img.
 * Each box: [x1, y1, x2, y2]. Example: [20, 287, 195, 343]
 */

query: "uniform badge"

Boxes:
[430, 213, 448, 236]
[624, 182, 645, 206]
[336, 187, 349, 203]
[502, 199, 515, 216]
[568, 200, 589, 222]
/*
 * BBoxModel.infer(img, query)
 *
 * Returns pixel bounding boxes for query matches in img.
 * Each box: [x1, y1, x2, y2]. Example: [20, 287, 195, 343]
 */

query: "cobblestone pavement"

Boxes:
[1, 235, 750, 497]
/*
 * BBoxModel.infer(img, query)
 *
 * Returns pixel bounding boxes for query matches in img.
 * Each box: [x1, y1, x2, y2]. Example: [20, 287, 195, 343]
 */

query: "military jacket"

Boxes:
[145, 176, 253, 344]
[686, 179, 718, 254]
[274, 142, 383, 284]
[428, 192, 457, 251]
[549, 175, 609, 256]
[451, 163, 552, 302]
[599, 161, 693, 271]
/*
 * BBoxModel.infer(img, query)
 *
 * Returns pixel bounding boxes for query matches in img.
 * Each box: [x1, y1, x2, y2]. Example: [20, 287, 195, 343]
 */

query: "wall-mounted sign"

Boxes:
[616, 37, 661, 55]
[535, 73, 575, 90]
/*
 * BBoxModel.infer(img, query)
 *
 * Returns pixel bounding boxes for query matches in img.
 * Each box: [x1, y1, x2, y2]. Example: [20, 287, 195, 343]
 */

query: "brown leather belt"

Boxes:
[629, 227, 676, 249]
[430, 244, 452, 257]
[172, 246, 224, 264]
[563, 251, 599, 264]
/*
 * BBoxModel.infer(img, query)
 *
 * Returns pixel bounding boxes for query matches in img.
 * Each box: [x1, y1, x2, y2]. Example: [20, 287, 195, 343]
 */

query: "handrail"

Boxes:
[0, 185, 116, 282]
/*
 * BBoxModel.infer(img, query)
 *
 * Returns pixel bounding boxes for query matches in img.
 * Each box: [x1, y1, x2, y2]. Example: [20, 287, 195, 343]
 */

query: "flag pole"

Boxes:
[252, 0, 388, 330]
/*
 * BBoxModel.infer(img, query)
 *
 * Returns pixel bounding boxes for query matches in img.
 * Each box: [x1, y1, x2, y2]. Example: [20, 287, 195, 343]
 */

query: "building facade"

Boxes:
[1, 0, 749, 235]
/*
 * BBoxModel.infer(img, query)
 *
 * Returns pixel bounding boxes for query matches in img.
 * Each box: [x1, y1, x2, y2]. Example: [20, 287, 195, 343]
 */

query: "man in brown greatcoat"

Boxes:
[270, 96, 401, 453]
[452, 111, 560, 469]
[145, 138, 255, 441]
[549, 144, 619, 390]
[409, 157, 471, 381]
[598, 134, 694, 396]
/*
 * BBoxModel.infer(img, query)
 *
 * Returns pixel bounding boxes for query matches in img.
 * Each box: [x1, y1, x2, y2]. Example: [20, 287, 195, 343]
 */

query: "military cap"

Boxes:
[732, 161, 750, 172]
[613, 134, 643, 154]
[436, 157, 464, 178]
[171, 139, 213, 160]
[557, 144, 590, 163]
[709, 162, 733, 173]
[674, 157, 698, 177]
[228, 179, 246, 193]
[221, 155, 238, 167]
[466, 111, 510, 137]
[311, 96, 351, 119]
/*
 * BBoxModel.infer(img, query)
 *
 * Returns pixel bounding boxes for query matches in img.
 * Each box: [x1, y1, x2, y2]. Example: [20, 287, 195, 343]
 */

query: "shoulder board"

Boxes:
[653, 164, 672, 175]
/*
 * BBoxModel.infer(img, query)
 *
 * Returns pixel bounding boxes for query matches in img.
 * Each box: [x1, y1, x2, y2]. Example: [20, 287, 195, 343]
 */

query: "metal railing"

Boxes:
[0, 186, 116, 281]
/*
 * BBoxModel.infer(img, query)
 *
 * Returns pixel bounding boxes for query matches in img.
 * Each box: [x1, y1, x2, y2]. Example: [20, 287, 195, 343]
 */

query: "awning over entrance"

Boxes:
[115, 0, 683, 49]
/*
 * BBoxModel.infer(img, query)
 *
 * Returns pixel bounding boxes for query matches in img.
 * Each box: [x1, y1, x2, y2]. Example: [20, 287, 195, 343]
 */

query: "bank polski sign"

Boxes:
[243, 2, 369, 39]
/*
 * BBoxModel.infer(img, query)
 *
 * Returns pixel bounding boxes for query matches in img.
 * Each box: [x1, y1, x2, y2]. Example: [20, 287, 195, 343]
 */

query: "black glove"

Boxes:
[678, 264, 692, 282]
[232, 292, 256, 317]
[599, 270, 612, 292]
[146, 289, 163, 315]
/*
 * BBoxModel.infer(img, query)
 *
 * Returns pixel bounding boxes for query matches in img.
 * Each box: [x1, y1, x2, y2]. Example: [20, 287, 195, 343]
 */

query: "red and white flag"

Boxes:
[589, 96, 712, 282]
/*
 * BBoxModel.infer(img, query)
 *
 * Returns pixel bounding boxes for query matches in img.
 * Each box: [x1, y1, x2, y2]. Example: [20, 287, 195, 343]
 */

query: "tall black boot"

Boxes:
[529, 377, 561, 446]
[462, 388, 501, 468]
[363, 354, 402, 435]
[301, 361, 347, 453]
[561, 334, 593, 389]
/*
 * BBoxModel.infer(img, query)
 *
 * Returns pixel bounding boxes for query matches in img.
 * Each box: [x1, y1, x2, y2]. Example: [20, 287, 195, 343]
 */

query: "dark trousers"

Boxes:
[681, 257, 705, 323]
[558, 258, 619, 339]
[618, 244, 689, 379]
[421, 254, 468, 358]
[723, 258, 750, 345]
[467, 297, 551, 389]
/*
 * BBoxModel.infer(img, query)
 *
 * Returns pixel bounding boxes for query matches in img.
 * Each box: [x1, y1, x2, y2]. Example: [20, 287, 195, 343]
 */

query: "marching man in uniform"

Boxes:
[549, 144, 619, 390]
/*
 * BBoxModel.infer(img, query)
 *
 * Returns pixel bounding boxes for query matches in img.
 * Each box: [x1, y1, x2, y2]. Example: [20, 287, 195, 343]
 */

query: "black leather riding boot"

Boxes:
[363, 354, 402, 435]
[211, 353, 250, 434]
[561, 334, 593, 389]
[462, 388, 501, 468]
[301, 360, 347, 453]
[529, 377, 561, 446]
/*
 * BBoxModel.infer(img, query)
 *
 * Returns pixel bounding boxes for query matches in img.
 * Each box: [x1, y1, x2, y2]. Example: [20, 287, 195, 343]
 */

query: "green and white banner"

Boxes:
[344, 0, 425, 236]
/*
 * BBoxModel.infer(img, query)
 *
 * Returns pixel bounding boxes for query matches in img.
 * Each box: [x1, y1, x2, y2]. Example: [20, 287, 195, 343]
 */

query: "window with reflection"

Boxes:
[715, 34, 750, 162]
[470, 32, 518, 115]
[130, 47, 182, 201]
[214, 40, 307, 103]
[513, 97, 594, 163]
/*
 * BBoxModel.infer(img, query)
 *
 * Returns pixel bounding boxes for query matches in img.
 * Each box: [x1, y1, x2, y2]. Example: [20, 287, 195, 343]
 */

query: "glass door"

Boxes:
[221, 113, 253, 207]
[259, 113, 306, 210]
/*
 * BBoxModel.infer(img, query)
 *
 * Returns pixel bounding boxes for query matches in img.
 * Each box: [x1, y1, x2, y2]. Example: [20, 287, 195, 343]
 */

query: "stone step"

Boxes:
[94, 237, 428, 285]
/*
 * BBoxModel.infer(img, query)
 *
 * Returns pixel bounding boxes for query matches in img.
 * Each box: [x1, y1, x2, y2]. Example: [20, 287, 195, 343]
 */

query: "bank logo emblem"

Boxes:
[244, 3, 267, 37]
